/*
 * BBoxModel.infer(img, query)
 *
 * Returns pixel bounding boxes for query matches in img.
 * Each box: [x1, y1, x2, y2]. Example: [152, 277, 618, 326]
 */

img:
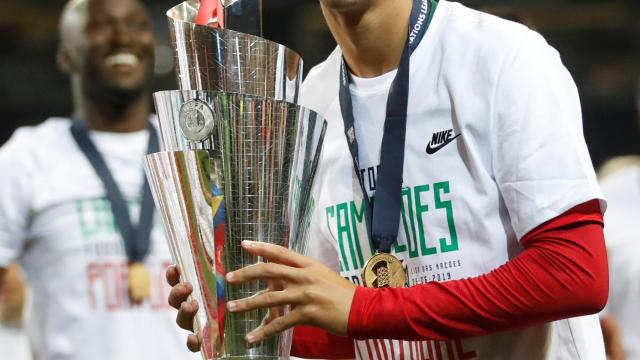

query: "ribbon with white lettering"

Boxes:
[339, 0, 438, 253]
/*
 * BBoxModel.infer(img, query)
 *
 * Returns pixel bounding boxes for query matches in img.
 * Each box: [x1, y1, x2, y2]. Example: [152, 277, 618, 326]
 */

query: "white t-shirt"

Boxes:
[299, 1, 605, 359]
[0, 118, 199, 360]
[600, 164, 640, 360]
[0, 325, 31, 360]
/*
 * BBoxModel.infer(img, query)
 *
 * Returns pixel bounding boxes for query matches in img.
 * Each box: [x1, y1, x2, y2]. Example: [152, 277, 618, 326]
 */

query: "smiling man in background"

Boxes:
[0, 0, 197, 359]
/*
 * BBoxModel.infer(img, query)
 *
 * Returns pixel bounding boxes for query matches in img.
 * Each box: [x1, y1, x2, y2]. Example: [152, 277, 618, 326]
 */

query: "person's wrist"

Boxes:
[333, 280, 358, 336]
[346, 286, 378, 339]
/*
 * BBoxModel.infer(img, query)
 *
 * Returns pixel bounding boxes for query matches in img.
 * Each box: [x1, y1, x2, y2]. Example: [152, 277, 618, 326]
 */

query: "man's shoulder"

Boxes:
[3, 117, 71, 146]
[437, 1, 552, 63]
[443, 1, 540, 42]
[0, 118, 72, 167]
[299, 47, 342, 116]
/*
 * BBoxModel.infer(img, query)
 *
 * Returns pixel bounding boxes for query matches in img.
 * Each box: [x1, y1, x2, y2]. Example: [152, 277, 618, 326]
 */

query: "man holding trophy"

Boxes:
[157, 0, 610, 359]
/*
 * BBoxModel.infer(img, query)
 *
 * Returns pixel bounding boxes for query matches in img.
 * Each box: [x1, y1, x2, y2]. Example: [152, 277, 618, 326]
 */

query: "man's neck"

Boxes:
[80, 94, 150, 133]
[321, 0, 413, 78]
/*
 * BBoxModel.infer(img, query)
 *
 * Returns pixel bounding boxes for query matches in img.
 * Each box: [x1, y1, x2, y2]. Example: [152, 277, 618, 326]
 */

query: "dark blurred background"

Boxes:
[1, 0, 639, 168]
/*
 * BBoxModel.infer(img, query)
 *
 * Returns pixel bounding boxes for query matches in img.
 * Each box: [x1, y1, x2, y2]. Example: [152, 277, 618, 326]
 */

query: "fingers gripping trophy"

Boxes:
[143, 0, 327, 359]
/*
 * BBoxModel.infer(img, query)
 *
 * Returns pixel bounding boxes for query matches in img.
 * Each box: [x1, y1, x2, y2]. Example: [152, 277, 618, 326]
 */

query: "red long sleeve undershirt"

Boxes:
[348, 199, 608, 341]
[291, 199, 608, 358]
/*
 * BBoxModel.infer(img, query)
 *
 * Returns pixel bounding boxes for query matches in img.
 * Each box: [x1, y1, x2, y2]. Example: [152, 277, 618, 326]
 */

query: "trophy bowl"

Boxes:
[145, 90, 326, 359]
[167, 1, 303, 103]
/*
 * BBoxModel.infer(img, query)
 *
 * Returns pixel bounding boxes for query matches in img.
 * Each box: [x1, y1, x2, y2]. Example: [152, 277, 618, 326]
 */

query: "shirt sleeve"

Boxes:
[347, 200, 608, 341]
[0, 129, 36, 266]
[492, 31, 604, 239]
[291, 325, 355, 359]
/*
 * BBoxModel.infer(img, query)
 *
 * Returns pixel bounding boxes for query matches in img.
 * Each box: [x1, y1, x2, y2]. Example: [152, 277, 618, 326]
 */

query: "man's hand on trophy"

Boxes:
[225, 240, 357, 345]
[166, 265, 202, 352]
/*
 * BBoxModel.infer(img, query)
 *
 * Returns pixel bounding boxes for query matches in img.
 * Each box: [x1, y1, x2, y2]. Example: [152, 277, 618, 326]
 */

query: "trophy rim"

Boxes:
[166, 3, 303, 62]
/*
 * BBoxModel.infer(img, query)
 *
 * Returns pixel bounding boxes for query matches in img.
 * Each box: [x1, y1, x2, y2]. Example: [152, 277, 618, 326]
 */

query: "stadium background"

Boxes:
[0, 0, 638, 168]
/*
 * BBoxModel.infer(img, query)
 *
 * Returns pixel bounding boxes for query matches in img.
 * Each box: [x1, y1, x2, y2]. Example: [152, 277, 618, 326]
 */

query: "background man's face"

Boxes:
[85, 0, 154, 92]
[63, 0, 155, 100]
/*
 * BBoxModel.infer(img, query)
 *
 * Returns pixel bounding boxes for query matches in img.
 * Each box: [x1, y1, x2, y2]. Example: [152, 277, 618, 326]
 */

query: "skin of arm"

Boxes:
[0, 267, 5, 290]
[600, 315, 627, 360]
[0, 267, 6, 294]
[0, 265, 28, 328]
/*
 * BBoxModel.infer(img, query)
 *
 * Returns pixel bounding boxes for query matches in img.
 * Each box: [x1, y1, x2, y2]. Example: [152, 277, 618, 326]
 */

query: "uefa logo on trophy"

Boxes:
[144, 1, 327, 359]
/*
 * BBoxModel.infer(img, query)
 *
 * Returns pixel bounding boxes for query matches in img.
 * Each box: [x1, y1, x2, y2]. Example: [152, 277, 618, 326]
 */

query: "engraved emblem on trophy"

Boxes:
[179, 99, 215, 141]
[143, 1, 327, 359]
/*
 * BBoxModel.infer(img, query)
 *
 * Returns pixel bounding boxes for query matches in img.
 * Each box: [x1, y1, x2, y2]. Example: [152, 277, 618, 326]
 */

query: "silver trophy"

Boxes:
[144, 1, 326, 359]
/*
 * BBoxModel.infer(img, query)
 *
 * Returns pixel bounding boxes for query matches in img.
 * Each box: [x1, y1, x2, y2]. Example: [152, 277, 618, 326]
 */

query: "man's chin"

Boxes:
[87, 82, 149, 108]
[320, 0, 367, 11]
[109, 82, 148, 95]
[80, 60, 152, 110]
[104, 75, 149, 93]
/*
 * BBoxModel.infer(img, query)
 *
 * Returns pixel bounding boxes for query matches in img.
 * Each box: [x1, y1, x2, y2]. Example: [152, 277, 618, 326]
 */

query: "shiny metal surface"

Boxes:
[167, 2, 302, 102]
[178, 0, 262, 36]
[144, 151, 220, 359]
[150, 1, 320, 358]
[153, 90, 322, 153]
[146, 90, 327, 360]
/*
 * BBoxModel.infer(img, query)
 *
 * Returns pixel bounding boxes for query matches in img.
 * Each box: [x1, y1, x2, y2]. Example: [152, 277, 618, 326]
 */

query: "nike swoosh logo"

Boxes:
[425, 133, 461, 155]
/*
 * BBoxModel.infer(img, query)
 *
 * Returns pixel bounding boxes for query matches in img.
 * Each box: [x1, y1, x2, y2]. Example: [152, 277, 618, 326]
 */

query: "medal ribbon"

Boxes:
[70, 121, 159, 263]
[339, 0, 437, 253]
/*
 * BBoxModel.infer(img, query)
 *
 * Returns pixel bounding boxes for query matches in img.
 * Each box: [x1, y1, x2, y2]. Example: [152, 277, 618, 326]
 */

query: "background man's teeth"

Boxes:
[105, 53, 139, 66]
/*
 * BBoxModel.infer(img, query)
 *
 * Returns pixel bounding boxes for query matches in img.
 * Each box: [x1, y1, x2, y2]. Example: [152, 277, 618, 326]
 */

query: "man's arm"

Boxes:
[600, 315, 627, 360]
[218, 199, 607, 344]
[0, 130, 33, 291]
[0, 265, 27, 328]
[167, 200, 607, 347]
[0, 267, 6, 292]
[347, 200, 607, 340]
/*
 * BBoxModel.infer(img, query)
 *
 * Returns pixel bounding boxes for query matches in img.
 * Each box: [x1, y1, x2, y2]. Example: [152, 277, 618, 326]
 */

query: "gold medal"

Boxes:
[362, 253, 407, 288]
[128, 262, 152, 304]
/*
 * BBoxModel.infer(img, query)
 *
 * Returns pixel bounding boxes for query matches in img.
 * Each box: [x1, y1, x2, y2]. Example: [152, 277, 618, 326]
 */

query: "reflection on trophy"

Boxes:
[144, 1, 327, 359]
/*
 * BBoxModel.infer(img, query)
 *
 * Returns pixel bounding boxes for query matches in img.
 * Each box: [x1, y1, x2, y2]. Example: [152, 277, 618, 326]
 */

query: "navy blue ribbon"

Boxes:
[338, 0, 437, 253]
[70, 121, 159, 263]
